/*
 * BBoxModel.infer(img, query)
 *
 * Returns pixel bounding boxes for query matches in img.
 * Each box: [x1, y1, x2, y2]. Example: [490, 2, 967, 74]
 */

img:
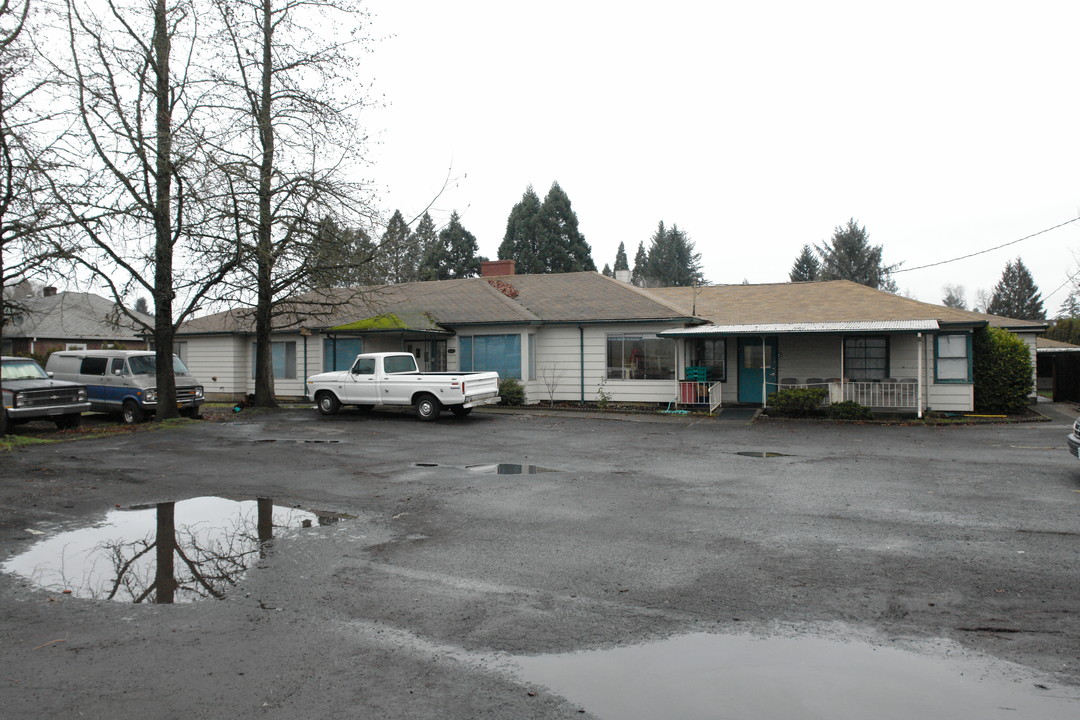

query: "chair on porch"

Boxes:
[780, 377, 799, 389]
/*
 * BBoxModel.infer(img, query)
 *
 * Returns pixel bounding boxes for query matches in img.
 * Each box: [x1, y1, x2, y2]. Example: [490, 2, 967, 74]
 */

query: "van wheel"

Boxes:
[55, 414, 82, 430]
[122, 400, 145, 424]
[414, 394, 441, 421]
[316, 392, 341, 415]
[450, 405, 473, 417]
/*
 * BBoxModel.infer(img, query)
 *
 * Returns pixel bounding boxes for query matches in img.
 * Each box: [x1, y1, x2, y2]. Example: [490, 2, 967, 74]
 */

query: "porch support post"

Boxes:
[761, 336, 767, 408]
[917, 332, 924, 419]
[839, 336, 845, 401]
[579, 325, 585, 404]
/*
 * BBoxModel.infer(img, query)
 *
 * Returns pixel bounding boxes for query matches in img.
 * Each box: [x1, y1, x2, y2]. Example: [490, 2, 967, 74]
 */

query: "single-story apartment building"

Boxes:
[175, 264, 1045, 415]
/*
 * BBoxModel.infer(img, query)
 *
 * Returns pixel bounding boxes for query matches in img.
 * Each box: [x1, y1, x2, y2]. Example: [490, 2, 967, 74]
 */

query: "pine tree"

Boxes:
[985, 258, 1045, 321]
[380, 210, 415, 284]
[631, 241, 647, 286]
[441, 211, 484, 279]
[613, 242, 629, 272]
[789, 245, 820, 282]
[410, 212, 438, 276]
[941, 284, 966, 309]
[1056, 288, 1080, 319]
[815, 219, 898, 291]
[498, 186, 544, 274]
[538, 182, 595, 272]
[601, 263, 613, 277]
[639, 221, 704, 287]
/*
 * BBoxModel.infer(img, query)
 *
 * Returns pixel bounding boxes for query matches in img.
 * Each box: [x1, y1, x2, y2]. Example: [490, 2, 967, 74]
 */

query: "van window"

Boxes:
[128, 355, 156, 375]
[80, 357, 109, 376]
[110, 358, 125, 375]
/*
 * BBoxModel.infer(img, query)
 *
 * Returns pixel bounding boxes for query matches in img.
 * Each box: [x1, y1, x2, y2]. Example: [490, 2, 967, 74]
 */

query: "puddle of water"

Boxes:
[515, 632, 1079, 720]
[735, 451, 790, 458]
[2, 497, 344, 604]
[465, 463, 561, 475]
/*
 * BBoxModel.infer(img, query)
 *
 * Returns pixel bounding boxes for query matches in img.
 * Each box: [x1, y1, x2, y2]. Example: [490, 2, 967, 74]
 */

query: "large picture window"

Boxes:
[844, 336, 888, 381]
[251, 341, 297, 379]
[459, 334, 521, 379]
[936, 333, 970, 382]
[323, 338, 363, 372]
[607, 334, 676, 380]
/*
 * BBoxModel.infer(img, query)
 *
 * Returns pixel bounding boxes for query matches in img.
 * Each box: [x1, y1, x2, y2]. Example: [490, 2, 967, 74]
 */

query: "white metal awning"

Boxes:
[659, 319, 942, 337]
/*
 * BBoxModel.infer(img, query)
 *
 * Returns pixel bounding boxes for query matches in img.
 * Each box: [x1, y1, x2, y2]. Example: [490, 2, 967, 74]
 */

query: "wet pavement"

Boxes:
[1, 405, 1079, 718]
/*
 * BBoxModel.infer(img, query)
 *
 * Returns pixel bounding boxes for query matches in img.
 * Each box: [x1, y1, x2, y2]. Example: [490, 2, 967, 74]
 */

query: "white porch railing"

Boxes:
[782, 381, 918, 409]
[839, 381, 918, 408]
[676, 381, 723, 412]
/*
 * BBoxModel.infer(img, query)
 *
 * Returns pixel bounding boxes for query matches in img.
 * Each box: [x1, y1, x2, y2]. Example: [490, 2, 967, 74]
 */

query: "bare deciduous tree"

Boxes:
[205, 0, 376, 407]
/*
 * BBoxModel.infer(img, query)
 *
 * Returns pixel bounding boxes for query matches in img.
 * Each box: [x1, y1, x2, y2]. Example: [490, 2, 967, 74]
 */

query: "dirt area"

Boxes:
[1, 406, 1078, 718]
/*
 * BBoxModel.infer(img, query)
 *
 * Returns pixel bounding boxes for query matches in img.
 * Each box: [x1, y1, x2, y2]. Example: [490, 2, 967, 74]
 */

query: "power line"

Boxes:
[892, 216, 1080, 274]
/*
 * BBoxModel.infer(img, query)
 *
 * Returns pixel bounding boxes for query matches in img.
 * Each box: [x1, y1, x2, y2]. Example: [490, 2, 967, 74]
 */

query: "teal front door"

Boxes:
[737, 336, 778, 404]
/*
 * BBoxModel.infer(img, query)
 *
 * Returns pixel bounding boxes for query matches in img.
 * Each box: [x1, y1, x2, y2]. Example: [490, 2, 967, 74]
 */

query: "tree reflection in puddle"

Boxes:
[2, 497, 344, 603]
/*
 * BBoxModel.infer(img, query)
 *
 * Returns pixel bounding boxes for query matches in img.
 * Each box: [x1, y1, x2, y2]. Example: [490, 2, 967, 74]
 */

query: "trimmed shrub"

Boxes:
[767, 387, 827, 417]
[973, 327, 1033, 414]
[826, 400, 873, 421]
[498, 378, 525, 406]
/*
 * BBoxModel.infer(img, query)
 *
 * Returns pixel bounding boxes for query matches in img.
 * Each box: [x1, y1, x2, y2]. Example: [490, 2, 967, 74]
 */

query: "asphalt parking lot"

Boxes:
[1, 405, 1079, 718]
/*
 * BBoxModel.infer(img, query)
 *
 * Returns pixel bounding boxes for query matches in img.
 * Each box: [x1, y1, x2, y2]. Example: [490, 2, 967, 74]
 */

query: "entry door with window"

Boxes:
[737, 336, 777, 404]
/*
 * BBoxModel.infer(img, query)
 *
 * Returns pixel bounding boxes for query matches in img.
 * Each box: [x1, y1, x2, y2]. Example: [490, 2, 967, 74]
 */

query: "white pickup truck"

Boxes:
[306, 352, 501, 420]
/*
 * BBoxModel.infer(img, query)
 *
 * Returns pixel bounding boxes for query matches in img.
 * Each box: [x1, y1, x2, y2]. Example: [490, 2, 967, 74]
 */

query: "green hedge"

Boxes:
[498, 378, 525, 406]
[767, 387, 827, 417]
[826, 400, 873, 420]
[973, 327, 1033, 414]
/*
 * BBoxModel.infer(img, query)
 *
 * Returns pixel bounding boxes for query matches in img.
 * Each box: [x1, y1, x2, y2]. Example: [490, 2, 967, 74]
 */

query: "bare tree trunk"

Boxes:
[152, 0, 178, 418]
[253, 0, 277, 407]
[154, 501, 177, 604]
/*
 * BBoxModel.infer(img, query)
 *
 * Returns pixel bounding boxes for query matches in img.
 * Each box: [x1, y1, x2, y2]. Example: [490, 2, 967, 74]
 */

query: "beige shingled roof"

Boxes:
[645, 280, 1048, 330]
[178, 272, 696, 335]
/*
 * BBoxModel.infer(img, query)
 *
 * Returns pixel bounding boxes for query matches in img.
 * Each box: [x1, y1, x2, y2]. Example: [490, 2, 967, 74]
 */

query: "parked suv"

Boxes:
[1067, 417, 1080, 459]
[1, 356, 90, 433]
[45, 350, 204, 424]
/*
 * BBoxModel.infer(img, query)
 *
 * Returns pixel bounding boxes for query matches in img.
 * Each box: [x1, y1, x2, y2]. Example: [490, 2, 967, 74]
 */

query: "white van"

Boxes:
[45, 350, 204, 423]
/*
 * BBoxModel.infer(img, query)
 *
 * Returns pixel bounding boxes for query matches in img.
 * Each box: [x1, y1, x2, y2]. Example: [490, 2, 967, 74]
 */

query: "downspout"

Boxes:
[579, 325, 585, 404]
[917, 332, 924, 419]
[839, 336, 845, 402]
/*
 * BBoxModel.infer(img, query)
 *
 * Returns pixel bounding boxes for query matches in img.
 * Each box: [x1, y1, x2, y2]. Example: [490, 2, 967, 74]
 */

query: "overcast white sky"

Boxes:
[361, 0, 1080, 311]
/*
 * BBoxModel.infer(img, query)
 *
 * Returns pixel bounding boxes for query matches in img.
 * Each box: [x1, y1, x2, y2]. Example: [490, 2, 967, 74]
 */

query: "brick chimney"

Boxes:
[44, 287, 58, 297]
[480, 259, 515, 277]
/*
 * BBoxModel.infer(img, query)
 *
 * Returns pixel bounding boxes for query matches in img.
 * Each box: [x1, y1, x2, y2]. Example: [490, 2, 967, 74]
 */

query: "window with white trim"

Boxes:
[606, 334, 675, 380]
[844, 336, 888, 381]
[936, 333, 970, 382]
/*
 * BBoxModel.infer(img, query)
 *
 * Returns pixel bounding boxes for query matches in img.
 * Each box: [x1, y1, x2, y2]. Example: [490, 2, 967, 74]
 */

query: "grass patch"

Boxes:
[0, 435, 55, 452]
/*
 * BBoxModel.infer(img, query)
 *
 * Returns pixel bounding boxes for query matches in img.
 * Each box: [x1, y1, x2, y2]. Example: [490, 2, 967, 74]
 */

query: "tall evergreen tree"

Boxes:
[410, 212, 438, 277]
[380, 210, 415, 284]
[815, 219, 898, 291]
[537, 182, 595, 272]
[941, 284, 966, 309]
[498, 186, 544, 274]
[788, 245, 820, 282]
[631, 241, 647, 286]
[985, 258, 1045, 321]
[601, 263, 613, 277]
[1056, 288, 1080, 319]
[639, 221, 703, 287]
[433, 211, 483, 279]
[613, 241, 629, 272]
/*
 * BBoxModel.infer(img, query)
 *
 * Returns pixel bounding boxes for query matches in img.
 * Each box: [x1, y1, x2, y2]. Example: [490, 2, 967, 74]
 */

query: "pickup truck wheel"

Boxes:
[450, 405, 473, 417]
[414, 394, 442, 421]
[55, 414, 82, 430]
[122, 400, 145, 424]
[316, 392, 341, 415]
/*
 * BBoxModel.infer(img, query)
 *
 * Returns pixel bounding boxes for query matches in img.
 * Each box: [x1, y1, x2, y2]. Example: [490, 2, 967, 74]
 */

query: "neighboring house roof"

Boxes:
[661, 320, 941, 337]
[177, 272, 699, 336]
[2, 291, 152, 341]
[1037, 337, 1080, 352]
[646, 280, 1049, 331]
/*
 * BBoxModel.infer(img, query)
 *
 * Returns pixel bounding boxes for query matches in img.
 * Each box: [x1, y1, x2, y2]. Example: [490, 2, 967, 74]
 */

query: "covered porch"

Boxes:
[661, 320, 975, 416]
